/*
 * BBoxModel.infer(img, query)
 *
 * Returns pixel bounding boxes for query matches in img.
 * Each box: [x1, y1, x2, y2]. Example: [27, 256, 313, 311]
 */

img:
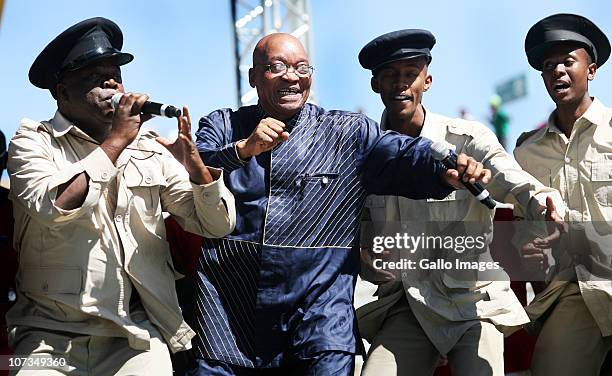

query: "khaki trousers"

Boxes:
[531, 283, 612, 376]
[361, 299, 503, 376]
[8, 322, 172, 376]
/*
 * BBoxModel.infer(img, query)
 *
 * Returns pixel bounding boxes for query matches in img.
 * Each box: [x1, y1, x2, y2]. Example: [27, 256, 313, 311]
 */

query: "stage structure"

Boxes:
[231, 0, 315, 107]
[0, 0, 5, 29]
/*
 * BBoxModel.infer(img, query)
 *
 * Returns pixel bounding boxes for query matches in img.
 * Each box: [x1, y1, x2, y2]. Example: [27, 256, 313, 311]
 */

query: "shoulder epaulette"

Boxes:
[515, 128, 540, 148]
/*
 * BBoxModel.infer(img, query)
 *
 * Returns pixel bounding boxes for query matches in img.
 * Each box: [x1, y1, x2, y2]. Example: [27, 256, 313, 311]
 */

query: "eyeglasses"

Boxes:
[260, 62, 314, 77]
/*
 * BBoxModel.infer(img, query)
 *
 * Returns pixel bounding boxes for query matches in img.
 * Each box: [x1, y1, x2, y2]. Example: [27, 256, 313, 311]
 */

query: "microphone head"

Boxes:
[430, 141, 453, 161]
[110, 93, 123, 110]
[164, 105, 182, 118]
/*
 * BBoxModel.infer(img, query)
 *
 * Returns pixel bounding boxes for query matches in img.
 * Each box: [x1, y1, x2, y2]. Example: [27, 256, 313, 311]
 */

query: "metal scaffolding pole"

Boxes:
[231, 0, 315, 107]
[0, 0, 5, 30]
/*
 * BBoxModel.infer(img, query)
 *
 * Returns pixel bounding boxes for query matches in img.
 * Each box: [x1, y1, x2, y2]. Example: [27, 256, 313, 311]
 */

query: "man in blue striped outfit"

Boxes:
[192, 33, 490, 375]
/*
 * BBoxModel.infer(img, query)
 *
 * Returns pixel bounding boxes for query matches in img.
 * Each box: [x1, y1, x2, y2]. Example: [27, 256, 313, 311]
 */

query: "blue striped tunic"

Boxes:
[194, 103, 452, 368]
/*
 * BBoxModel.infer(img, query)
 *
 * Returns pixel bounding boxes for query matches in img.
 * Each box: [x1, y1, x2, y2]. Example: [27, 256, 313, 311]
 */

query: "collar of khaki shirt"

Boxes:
[380, 107, 458, 144]
[535, 97, 611, 140]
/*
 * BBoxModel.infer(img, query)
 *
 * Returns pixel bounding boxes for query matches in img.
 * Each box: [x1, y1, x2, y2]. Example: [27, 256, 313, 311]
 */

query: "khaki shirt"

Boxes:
[514, 97, 612, 336]
[7, 111, 236, 352]
[358, 110, 565, 354]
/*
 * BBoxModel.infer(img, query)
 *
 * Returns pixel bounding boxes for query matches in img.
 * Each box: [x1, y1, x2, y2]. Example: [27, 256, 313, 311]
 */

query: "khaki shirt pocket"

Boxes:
[591, 159, 612, 207]
[124, 164, 168, 218]
[425, 190, 470, 221]
[20, 266, 82, 294]
[364, 195, 388, 222]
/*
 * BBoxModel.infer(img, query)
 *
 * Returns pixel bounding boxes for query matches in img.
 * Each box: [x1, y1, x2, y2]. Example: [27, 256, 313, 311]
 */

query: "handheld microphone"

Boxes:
[111, 93, 182, 118]
[430, 141, 497, 209]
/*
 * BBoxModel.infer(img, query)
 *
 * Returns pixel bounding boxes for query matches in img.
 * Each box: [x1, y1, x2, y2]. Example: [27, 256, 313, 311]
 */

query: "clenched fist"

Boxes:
[236, 117, 290, 159]
[441, 153, 491, 189]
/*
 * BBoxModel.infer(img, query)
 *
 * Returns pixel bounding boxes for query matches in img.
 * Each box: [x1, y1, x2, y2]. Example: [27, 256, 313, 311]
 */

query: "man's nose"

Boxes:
[393, 82, 409, 90]
[552, 64, 565, 77]
[281, 67, 300, 81]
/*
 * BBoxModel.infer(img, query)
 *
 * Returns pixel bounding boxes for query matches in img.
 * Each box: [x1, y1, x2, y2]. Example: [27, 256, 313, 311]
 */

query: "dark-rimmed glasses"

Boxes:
[259, 62, 314, 77]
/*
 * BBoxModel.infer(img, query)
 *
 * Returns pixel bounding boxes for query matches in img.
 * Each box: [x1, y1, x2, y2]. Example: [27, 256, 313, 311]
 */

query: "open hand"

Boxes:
[156, 106, 217, 184]
[520, 196, 567, 273]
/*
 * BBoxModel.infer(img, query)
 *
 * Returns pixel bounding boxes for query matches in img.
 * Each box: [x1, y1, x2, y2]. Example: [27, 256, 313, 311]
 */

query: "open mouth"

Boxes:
[392, 94, 413, 102]
[278, 88, 301, 97]
[553, 82, 570, 92]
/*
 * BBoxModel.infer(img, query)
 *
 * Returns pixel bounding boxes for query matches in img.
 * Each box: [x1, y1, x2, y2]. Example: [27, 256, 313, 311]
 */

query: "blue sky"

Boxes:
[1, 1, 610, 161]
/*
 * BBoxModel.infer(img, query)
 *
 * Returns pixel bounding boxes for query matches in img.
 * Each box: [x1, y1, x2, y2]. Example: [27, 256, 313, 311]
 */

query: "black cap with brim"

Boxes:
[29, 17, 134, 90]
[359, 29, 436, 72]
[525, 13, 610, 71]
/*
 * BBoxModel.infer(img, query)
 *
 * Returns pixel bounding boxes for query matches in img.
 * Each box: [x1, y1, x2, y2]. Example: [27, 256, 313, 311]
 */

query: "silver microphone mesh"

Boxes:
[430, 141, 451, 161]
[110, 93, 123, 109]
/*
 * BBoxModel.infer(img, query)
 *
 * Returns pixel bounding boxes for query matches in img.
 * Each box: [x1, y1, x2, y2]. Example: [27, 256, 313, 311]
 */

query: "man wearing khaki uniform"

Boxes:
[356, 29, 566, 375]
[514, 13, 612, 376]
[7, 18, 236, 375]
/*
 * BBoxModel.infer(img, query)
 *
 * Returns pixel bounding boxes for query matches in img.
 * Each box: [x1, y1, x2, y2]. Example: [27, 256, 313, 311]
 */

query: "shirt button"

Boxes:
[295, 180, 302, 188]
[115, 215, 122, 222]
[564, 157, 571, 163]
[145, 176, 152, 184]
[102, 172, 109, 179]
[321, 176, 329, 185]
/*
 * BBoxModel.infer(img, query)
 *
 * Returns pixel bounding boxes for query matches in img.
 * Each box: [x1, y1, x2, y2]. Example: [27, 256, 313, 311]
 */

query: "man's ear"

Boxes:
[248, 67, 256, 88]
[56, 83, 69, 102]
[587, 62, 597, 81]
[370, 76, 380, 94]
[423, 74, 433, 92]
